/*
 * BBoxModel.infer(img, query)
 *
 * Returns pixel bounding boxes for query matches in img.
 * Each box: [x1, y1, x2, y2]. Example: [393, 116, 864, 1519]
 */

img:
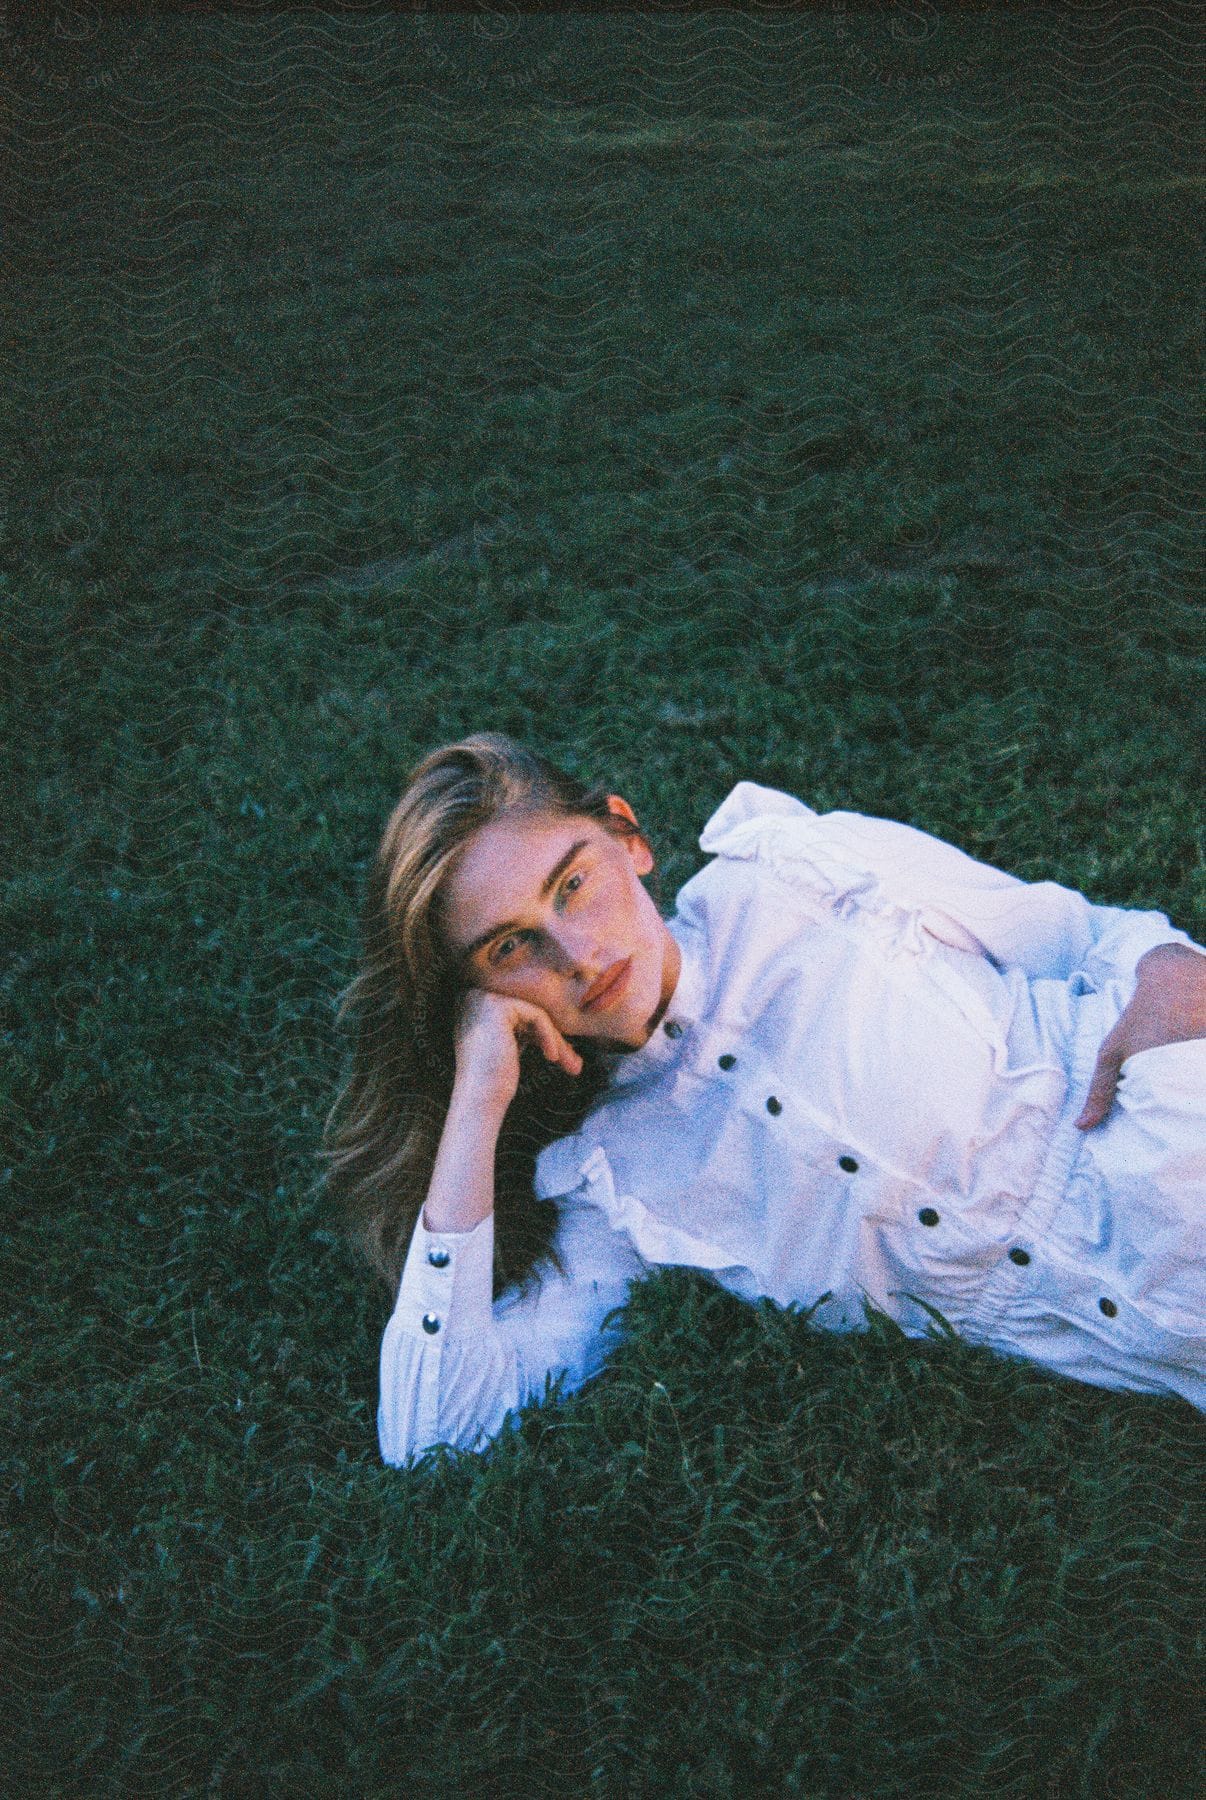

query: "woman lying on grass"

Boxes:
[322, 732, 1206, 1465]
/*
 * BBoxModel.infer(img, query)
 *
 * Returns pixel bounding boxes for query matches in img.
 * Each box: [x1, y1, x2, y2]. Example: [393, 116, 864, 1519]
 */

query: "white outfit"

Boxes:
[378, 782, 1206, 1466]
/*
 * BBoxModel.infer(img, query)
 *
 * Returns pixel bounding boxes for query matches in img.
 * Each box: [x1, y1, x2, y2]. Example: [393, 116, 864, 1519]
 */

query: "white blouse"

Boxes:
[378, 782, 1206, 1465]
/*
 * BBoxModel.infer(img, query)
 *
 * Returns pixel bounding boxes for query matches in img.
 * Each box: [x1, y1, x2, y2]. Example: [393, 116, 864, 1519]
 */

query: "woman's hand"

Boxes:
[1076, 943, 1206, 1129]
[452, 987, 584, 1119]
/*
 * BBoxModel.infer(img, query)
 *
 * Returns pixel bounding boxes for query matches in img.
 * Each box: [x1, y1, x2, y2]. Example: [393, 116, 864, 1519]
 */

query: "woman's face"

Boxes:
[439, 798, 682, 1051]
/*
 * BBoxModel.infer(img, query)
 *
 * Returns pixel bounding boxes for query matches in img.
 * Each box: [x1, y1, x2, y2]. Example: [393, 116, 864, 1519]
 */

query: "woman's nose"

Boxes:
[546, 922, 602, 975]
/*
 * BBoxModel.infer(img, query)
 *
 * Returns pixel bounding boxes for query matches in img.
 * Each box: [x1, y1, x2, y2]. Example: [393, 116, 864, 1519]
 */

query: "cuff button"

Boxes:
[421, 1313, 441, 1334]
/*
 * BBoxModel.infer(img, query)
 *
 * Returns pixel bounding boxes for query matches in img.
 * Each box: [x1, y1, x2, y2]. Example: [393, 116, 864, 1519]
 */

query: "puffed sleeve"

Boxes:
[377, 1186, 649, 1468]
[699, 780, 1201, 997]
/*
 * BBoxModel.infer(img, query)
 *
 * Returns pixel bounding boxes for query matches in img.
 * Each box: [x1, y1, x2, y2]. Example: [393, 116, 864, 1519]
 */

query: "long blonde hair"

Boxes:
[317, 732, 663, 1305]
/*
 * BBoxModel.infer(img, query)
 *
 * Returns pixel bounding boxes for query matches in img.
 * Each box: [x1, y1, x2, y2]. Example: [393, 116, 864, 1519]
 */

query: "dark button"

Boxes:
[839, 1155, 859, 1174]
[1099, 1297, 1117, 1318]
[427, 1248, 450, 1268]
[421, 1313, 441, 1334]
[718, 1053, 737, 1070]
[918, 1207, 940, 1226]
[663, 1019, 683, 1039]
[766, 1096, 782, 1115]
[1008, 1247, 1030, 1266]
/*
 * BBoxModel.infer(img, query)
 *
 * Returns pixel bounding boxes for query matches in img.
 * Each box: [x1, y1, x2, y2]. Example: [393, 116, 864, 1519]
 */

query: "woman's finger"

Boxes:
[525, 1006, 582, 1076]
[1075, 1045, 1121, 1129]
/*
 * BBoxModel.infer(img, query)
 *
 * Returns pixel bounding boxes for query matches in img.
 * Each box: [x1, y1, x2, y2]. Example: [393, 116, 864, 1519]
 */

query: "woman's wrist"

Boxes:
[449, 1070, 513, 1132]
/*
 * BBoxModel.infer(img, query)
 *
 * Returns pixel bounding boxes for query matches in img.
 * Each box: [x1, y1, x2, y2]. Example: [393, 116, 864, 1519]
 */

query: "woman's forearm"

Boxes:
[1134, 942, 1206, 1035]
[420, 1077, 510, 1234]
[1078, 938, 1206, 1127]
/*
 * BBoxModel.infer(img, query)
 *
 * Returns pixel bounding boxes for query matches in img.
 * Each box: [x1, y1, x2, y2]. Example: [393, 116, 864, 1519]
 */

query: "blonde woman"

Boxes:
[321, 733, 1206, 1466]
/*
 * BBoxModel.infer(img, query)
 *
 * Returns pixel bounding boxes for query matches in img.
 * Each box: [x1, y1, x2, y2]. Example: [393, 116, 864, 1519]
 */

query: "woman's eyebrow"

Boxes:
[459, 837, 591, 966]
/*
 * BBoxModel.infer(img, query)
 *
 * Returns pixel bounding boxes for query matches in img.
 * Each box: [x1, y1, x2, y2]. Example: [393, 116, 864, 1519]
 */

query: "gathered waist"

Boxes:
[913, 979, 1123, 1336]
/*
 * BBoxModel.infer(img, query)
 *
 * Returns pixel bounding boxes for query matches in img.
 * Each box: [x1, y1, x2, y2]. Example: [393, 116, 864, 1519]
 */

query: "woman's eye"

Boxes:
[563, 871, 585, 898]
[489, 928, 540, 972]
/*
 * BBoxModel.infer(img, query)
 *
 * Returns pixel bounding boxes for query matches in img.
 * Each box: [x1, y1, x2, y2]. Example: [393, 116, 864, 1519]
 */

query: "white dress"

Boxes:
[378, 782, 1206, 1465]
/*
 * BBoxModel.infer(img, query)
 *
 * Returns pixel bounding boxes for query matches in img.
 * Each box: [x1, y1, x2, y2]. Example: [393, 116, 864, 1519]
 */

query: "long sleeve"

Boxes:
[699, 781, 1199, 1001]
[815, 809, 1200, 996]
[377, 1188, 649, 1468]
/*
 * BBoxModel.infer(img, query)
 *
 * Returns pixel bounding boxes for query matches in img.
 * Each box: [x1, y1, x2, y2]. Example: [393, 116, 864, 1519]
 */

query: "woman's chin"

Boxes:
[569, 981, 655, 1051]
[587, 1016, 654, 1054]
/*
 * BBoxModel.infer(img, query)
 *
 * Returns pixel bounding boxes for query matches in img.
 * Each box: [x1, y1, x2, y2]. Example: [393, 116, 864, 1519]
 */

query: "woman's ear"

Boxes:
[606, 793, 639, 829]
[606, 794, 654, 875]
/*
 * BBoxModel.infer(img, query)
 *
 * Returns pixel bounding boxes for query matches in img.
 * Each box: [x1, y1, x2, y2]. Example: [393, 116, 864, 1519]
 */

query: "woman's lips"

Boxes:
[582, 957, 633, 1012]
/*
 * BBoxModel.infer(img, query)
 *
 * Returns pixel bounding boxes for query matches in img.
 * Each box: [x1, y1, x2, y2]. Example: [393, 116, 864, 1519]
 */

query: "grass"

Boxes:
[2, 8, 1204, 1795]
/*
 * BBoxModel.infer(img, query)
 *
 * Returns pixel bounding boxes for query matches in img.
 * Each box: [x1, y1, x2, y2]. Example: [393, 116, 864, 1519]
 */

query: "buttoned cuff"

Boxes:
[394, 1205, 496, 1344]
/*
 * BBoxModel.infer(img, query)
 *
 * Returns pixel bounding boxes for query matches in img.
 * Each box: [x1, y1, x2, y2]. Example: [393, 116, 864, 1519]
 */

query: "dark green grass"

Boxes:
[3, 10, 1204, 1796]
